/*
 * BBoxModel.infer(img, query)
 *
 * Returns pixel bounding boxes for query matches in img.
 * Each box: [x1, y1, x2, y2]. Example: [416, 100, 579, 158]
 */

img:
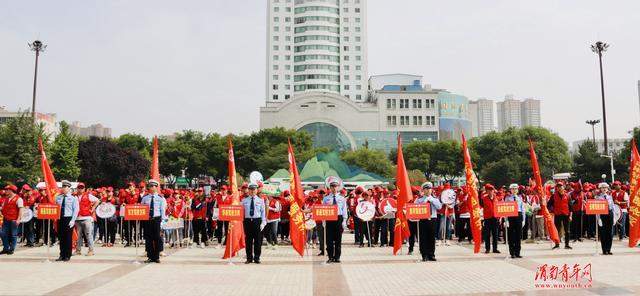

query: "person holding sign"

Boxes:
[0, 185, 24, 255]
[549, 182, 572, 250]
[55, 180, 79, 262]
[322, 178, 348, 263]
[596, 182, 614, 255]
[241, 182, 266, 264]
[141, 180, 167, 263]
[414, 182, 442, 262]
[480, 184, 501, 254]
[504, 184, 525, 259]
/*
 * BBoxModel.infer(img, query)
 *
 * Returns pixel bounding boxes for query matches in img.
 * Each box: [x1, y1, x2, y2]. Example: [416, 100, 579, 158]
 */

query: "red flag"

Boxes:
[628, 139, 640, 247]
[150, 136, 160, 181]
[393, 135, 411, 255]
[222, 137, 246, 259]
[287, 139, 306, 257]
[528, 139, 560, 244]
[38, 138, 59, 204]
[461, 133, 482, 253]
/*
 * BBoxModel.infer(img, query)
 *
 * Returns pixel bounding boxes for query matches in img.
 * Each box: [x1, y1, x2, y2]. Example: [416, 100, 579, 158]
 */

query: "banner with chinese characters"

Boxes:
[495, 201, 519, 218]
[312, 205, 338, 221]
[405, 204, 431, 220]
[124, 204, 150, 221]
[219, 205, 244, 221]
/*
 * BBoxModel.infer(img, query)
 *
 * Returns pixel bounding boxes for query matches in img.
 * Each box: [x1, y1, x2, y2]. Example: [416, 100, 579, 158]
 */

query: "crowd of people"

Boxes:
[0, 177, 636, 263]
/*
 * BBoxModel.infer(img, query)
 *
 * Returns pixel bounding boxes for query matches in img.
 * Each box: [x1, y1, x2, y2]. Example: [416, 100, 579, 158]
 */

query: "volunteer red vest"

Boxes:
[457, 194, 470, 215]
[1, 196, 20, 221]
[612, 190, 628, 209]
[267, 199, 281, 220]
[570, 191, 584, 212]
[79, 194, 93, 217]
[481, 194, 497, 219]
[193, 199, 207, 219]
[552, 192, 570, 215]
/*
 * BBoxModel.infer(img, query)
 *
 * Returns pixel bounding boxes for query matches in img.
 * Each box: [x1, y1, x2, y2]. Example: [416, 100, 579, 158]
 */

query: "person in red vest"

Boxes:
[74, 183, 100, 256]
[279, 190, 291, 243]
[611, 181, 629, 240]
[570, 183, 585, 242]
[549, 182, 571, 250]
[480, 184, 500, 253]
[191, 188, 208, 248]
[1, 185, 24, 255]
[19, 184, 36, 247]
[122, 182, 140, 247]
[455, 186, 471, 244]
[265, 194, 281, 249]
[214, 186, 232, 245]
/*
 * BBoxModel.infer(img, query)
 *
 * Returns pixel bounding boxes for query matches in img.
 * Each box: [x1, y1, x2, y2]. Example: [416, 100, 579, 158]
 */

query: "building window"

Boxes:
[355, 36, 361, 42]
[274, 7, 279, 12]
[344, 75, 349, 80]
[355, 75, 361, 80]
[273, 84, 278, 90]
[386, 99, 392, 109]
[285, 74, 291, 80]
[343, 36, 349, 42]
[274, 26, 279, 32]
[273, 75, 279, 80]
[286, 7, 291, 12]
[343, 8, 348, 12]
[344, 56, 349, 61]
[273, 36, 279, 41]
[344, 85, 350, 90]
[343, 27, 349, 32]
[356, 85, 361, 90]
[343, 65, 349, 70]
[356, 94, 361, 100]
[356, 17, 361, 22]
[355, 65, 361, 70]
[273, 94, 279, 100]
[285, 36, 291, 41]
[274, 17, 279, 22]
[273, 55, 279, 60]
[285, 45, 291, 51]
[355, 27, 360, 32]
[285, 94, 290, 100]
[285, 17, 291, 22]
[345, 95, 350, 99]
[285, 65, 291, 70]
[285, 55, 290, 60]
[355, 55, 361, 61]
[400, 116, 406, 126]
[355, 46, 361, 51]
[399, 99, 409, 109]
[343, 17, 348, 22]
[343, 46, 349, 51]
[412, 99, 422, 109]
[355, 8, 360, 13]
[285, 84, 291, 90]
[273, 45, 279, 50]
[273, 65, 279, 70]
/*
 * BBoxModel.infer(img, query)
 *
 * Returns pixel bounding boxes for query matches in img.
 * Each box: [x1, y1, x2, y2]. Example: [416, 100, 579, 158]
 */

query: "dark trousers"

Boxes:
[359, 220, 373, 246]
[570, 211, 583, 240]
[57, 217, 73, 259]
[483, 218, 499, 252]
[279, 219, 289, 240]
[375, 219, 389, 246]
[456, 217, 471, 242]
[106, 219, 116, 244]
[316, 222, 325, 253]
[554, 214, 570, 246]
[599, 213, 613, 254]
[193, 219, 208, 244]
[124, 221, 139, 244]
[353, 216, 362, 244]
[22, 219, 35, 245]
[408, 220, 418, 252]
[215, 221, 228, 244]
[418, 219, 436, 259]
[326, 216, 344, 260]
[243, 218, 262, 261]
[144, 217, 162, 261]
[507, 216, 522, 256]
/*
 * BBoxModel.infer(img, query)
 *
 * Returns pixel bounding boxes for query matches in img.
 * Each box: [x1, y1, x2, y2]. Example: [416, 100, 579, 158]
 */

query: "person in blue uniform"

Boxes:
[504, 184, 525, 259]
[596, 182, 615, 255]
[241, 182, 266, 264]
[55, 180, 79, 262]
[414, 182, 442, 261]
[141, 179, 166, 263]
[322, 179, 348, 263]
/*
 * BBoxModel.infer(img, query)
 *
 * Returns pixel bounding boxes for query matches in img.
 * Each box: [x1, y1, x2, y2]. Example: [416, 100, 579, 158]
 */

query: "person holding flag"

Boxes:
[241, 183, 266, 264]
[55, 180, 79, 262]
[504, 184, 525, 259]
[415, 182, 442, 261]
[323, 178, 348, 263]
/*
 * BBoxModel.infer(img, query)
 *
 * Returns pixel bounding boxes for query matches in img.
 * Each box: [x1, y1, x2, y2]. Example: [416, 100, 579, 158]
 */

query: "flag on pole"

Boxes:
[528, 139, 560, 244]
[150, 136, 160, 181]
[223, 136, 246, 259]
[38, 138, 59, 204]
[393, 135, 411, 255]
[628, 139, 640, 247]
[287, 139, 306, 257]
[461, 133, 482, 253]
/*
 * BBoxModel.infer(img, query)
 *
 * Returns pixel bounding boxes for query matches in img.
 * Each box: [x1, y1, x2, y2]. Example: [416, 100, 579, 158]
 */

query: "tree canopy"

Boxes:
[50, 121, 81, 180]
[78, 137, 150, 187]
[0, 113, 49, 184]
[341, 147, 395, 178]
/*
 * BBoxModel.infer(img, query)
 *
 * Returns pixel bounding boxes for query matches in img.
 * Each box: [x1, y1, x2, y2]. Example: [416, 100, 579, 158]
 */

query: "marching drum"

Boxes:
[378, 198, 397, 219]
[96, 203, 116, 219]
[440, 189, 456, 206]
[356, 201, 376, 221]
[20, 208, 34, 223]
[612, 204, 622, 225]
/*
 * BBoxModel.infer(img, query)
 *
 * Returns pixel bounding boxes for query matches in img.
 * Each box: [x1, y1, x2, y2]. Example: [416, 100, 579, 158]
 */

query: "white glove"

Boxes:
[68, 221, 75, 228]
[504, 220, 509, 228]
[260, 223, 266, 231]
[342, 223, 347, 230]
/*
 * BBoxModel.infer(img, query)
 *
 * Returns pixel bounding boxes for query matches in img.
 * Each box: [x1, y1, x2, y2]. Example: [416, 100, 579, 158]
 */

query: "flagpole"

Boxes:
[45, 220, 51, 263]
[322, 221, 328, 265]
[227, 226, 233, 265]
[133, 221, 140, 264]
[504, 218, 510, 260]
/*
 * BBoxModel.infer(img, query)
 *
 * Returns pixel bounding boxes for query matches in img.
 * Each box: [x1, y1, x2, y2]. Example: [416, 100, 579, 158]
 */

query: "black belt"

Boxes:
[244, 218, 261, 221]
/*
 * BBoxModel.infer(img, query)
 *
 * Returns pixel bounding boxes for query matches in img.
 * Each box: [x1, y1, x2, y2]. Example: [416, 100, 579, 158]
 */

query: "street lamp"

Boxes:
[585, 119, 600, 145]
[591, 41, 609, 154]
[28, 40, 46, 122]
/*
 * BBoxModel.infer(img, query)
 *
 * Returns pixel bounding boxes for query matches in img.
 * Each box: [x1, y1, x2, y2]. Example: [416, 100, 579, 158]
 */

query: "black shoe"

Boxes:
[359, 244, 364, 248]
[510, 255, 515, 258]
[55, 257, 65, 261]
[421, 258, 428, 262]
[565, 246, 572, 250]
[326, 259, 333, 264]
[62, 257, 70, 262]
[577, 238, 583, 242]
[26, 244, 34, 248]
[484, 250, 490, 254]
[144, 259, 155, 263]
[0, 250, 7, 255]
[492, 250, 501, 254]
[6, 251, 14, 255]
[124, 243, 131, 247]
[515, 255, 522, 258]
[254, 259, 261, 264]
[333, 259, 341, 263]
[317, 252, 325, 256]
[154, 259, 161, 263]
[245, 260, 252, 264]
[428, 257, 437, 261]
[552, 244, 559, 250]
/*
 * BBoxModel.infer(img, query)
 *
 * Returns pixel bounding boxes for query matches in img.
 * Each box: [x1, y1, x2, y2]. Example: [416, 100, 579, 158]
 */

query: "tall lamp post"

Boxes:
[28, 40, 46, 121]
[591, 41, 609, 154]
[585, 119, 600, 145]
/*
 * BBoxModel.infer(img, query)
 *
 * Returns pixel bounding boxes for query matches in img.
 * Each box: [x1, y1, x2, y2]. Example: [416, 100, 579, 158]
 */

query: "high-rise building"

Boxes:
[468, 98, 495, 137]
[69, 121, 112, 138]
[497, 95, 522, 131]
[266, 0, 368, 102]
[521, 98, 541, 127]
[0, 106, 57, 136]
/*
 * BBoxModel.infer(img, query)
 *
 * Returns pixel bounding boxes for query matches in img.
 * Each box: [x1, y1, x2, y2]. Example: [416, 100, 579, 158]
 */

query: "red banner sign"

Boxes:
[585, 200, 609, 215]
[495, 201, 519, 217]
[219, 205, 244, 221]
[312, 205, 338, 221]
[124, 204, 149, 221]
[405, 204, 431, 219]
[37, 204, 61, 220]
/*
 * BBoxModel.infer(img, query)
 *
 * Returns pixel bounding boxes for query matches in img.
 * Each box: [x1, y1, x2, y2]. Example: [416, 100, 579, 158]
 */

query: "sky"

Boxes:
[1, 0, 639, 144]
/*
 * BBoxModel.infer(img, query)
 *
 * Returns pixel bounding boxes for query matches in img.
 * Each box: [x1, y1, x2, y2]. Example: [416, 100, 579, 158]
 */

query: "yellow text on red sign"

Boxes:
[406, 204, 431, 219]
[124, 205, 150, 221]
[219, 205, 244, 221]
[585, 200, 609, 215]
[38, 204, 61, 220]
[495, 201, 519, 217]
[312, 205, 338, 221]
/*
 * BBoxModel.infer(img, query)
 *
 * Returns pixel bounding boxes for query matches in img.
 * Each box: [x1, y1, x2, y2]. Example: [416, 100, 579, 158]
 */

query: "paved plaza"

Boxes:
[1, 235, 639, 296]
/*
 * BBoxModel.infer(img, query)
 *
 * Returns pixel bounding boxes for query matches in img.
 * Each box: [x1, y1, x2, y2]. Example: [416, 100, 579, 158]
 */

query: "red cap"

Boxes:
[138, 181, 146, 188]
[128, 182, 136, 187]
[612, 181, 622, 186]
[443, 183, 451, 189]
[241, 183, 248, 189]
[107, 187, 114, 192]
[4, 184, 18, 193]
[484, 184, 495, 190]
[77, 182, 86, 189]
[21, 184, 32, 191]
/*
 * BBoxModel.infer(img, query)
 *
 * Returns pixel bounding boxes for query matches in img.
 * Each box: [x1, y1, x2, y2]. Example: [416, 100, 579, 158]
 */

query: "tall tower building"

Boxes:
[469, 98, 495, 136]
[497, 95, 522, 131]
[266, 0, 368, 102]
[521, 98, 541, 127]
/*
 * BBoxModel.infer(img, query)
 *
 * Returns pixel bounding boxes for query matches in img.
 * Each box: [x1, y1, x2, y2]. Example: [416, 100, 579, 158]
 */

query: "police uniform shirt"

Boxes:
[241, 195, 266, 224]
[55, 193, 79, 222]
[504, 194, 526, 219]
[596, 193, 614, 212]
[141, 194, 167, 220]
[323, 193, 348, 217]
[414, 194, 443, 219]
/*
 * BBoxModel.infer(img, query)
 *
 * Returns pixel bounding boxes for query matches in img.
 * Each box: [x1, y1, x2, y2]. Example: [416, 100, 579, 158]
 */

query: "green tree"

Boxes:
[407, 169, 427, 186]
[390, 140, 463, 181]
[573, 140, 609, 182]
[116, 133, 151, 159]
[611, 127, 640, 182]
[50, 121, 81, 180]
[471, 127, 571, 186]
[0, 112, 49, 184]
[341, 147, 394, 178]
[78, 137, 149, 187]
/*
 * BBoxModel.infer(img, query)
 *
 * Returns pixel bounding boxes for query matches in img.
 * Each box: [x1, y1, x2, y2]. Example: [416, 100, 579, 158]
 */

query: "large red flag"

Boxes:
[393, 135, 411, 255]
[461, 133, 482, 253]
[38, 138, 59, 204]
[287, 139, 306, 257]
[628, 139, 640, 247]
[528, 139, 560, 244]
[150, 136, 160, 181]
[222, 137, 246, 259]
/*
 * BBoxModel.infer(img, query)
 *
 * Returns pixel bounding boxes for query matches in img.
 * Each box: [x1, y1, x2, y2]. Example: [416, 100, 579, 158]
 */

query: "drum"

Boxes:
[378, 198, 397, 219]
[612, 204, 622, 225]
[20, 208, 34, 223]
[96, 203, 116, 219]
[440, 189, 456, 206]
[356, 201, 376, 221]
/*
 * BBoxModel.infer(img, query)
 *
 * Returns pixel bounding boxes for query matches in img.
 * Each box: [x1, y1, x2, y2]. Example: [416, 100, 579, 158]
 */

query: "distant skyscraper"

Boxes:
[521, 98, 541, 127]
[469, 98, 495, 136]
[70, 121, 112, 138]
[497, 96, 522, 131]
[266, 0, 368, 102]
